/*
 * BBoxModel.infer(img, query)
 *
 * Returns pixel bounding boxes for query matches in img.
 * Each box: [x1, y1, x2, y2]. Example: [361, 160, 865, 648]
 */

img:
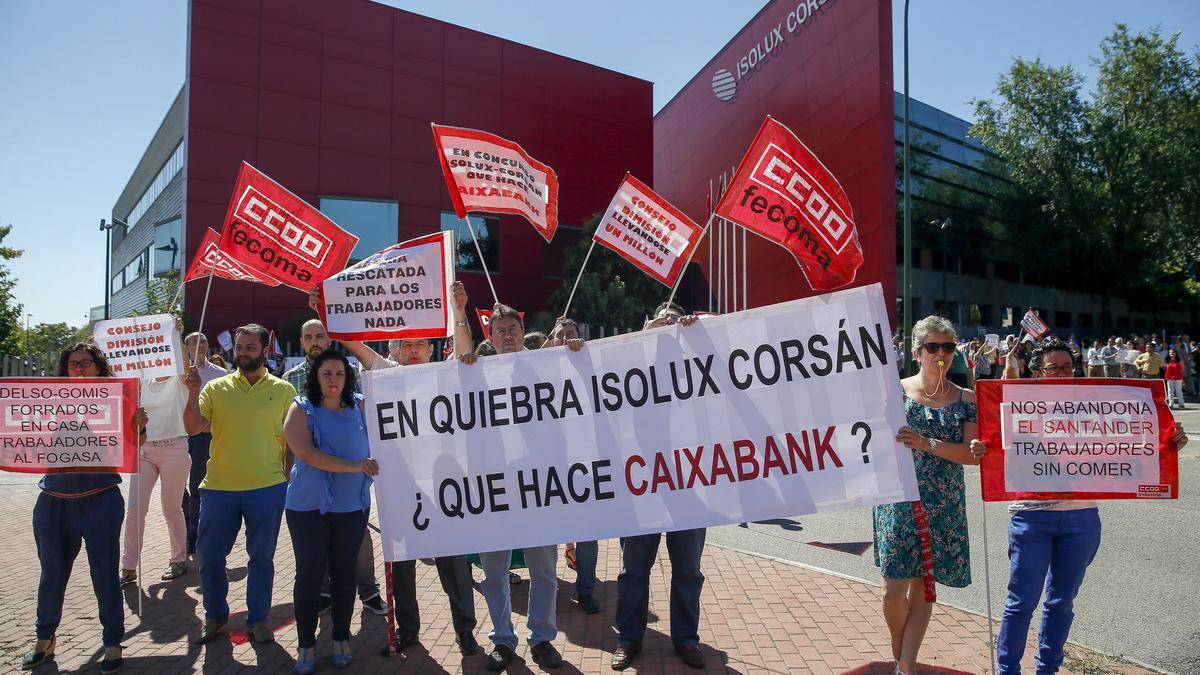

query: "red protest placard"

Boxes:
[217, 162, 359, 291]
[593, 174, 703, 287]
[185, 227, 281, 286]
[319, 231, 454, 341]
[476, 308, 525, 342]
[714, 116, 863, 290]
[0, 377, 140, 474]
[977, 379, 1179, 501]
[1019, 308, 1050, 339]
[432, 124, 559, 242]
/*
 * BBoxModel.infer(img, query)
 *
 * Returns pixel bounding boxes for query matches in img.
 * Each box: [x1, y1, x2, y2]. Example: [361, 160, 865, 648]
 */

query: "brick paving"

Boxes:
[0, 475, 1150, 674]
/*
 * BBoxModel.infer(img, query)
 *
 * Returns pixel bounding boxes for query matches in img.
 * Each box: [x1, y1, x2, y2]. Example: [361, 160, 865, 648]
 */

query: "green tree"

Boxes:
[544, 212, 670, 333]
[0, 224, 24, 353]
[972, 25, 1200, 332]
[22, 322, 89, 356]
[145, 269, 183, 319]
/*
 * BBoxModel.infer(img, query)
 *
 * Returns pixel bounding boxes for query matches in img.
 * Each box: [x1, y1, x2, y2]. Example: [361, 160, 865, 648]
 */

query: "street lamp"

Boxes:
[901, 0, 913, 375]
[100, 217, 128, 320]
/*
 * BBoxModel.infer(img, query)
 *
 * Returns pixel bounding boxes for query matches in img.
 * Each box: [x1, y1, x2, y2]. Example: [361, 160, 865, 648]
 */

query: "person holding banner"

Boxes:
[182, 332, 228, 558]
[281, 349, 378, 672]
[873, 316, 980, 675]
[22, 343, 148, 673]
[184, 325, 295, 645]
[120, 368, 191, 586]
[545, 317, 603, 616]
[612, 303, 709, 672]
[457, 303, 578, 671]
[972, 337, 1187, 674]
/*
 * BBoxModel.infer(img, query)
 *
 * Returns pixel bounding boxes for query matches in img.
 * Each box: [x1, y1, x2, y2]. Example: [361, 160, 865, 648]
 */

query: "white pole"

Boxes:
[135, 453, 143, 618]
[734, 225, 744, 309]
[707, 179, 714, 313]
[460, 215, 499, 305]
[167, 280, 184, 314]
[980, 499, 997, 675]
[731, 218, 738, 313]
[561, 238, 597, 319]
[192, 271, 215, 366]
[665, 215, 714, 310]
[718, 217, 725, 314]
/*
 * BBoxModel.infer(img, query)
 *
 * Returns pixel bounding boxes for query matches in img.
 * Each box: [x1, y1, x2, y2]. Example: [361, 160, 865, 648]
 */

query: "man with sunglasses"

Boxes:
[974, 337, 1187, 674]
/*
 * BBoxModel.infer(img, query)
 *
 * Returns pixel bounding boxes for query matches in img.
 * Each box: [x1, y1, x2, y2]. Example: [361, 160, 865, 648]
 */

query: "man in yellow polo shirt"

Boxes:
[184, 324, 295, 644]
[1135, 342, 1165, 378]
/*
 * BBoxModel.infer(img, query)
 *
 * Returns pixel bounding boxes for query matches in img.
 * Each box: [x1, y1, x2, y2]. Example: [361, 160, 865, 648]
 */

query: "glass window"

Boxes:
[123, 249, 147, 287]
[153, 218, 182, 277]
[126, 141, 184, 229]
[319, 197, 399, 262]
[440, 212, 500, 273]
[111, 271, 125, 295]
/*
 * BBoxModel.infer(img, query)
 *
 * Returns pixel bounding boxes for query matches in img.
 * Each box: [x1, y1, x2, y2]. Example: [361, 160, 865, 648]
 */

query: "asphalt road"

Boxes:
[708, 407, 1200, 674]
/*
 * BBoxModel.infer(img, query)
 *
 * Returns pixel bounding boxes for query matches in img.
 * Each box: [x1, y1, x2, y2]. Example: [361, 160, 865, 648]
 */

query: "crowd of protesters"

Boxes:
[22, 299, 1190, 674]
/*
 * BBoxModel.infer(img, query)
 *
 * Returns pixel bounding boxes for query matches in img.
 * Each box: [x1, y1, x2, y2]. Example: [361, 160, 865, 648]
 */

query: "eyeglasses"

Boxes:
[67, 358, 95, 371]
[492, 325, 522, 338]
[920, 342, 957, 354]
[1035, 365, 1074, 375]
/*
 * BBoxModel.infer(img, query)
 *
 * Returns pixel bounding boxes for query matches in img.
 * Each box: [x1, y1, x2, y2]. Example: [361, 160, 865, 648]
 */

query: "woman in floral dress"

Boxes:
[874, 315, 981, 675]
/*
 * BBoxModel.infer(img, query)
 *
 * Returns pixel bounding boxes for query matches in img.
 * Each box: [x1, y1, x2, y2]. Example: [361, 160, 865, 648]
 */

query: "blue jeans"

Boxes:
[998, 508, 1101, 674]
[33, 488, 125, 646]
[616, 529, 706, 648]
[197, 482, 286, 625]
[480, 545, 557, 648]
[575, 540, 598, 597]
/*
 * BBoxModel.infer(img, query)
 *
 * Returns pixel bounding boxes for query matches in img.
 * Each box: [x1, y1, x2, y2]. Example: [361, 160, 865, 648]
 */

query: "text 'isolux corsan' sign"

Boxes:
[711, 0, 836, 102]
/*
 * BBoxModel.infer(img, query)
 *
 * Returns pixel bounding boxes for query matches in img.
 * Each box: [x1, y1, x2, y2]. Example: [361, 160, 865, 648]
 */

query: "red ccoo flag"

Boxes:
[185, 227, 281, 286]
[217, 162, 359, 291]
[714, 116, 863, 290]
[431, 124, 559, 242]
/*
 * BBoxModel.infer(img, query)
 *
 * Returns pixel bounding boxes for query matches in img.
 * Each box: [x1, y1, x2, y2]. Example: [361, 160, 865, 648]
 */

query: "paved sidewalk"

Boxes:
[0, 476, 1150, 674]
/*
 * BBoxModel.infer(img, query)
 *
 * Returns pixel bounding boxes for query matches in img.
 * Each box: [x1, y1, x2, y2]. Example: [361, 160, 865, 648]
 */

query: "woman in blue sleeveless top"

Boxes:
[282, 349, 378, 673]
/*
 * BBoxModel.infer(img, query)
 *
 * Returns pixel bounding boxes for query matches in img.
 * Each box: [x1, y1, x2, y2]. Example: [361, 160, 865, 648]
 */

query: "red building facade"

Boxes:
[654, 0, 895, 318]
[182, 0, 652, 334]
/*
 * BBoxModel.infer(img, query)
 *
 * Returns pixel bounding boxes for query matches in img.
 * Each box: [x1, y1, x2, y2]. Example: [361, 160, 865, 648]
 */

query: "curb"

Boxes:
[706, 541, 1173, 675]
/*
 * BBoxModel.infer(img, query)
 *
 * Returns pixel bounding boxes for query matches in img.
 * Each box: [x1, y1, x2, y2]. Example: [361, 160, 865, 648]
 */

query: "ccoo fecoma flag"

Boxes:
[184, 227, 281, 286]
[593, 173, 703, 287]
[217, 162, 359, 291]
[431, 124, 559, 242]
[714, 116, 863, 290]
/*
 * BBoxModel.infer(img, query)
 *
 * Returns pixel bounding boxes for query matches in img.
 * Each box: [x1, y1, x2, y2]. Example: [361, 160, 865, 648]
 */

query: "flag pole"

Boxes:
[561, 239, 597, 319]
[135, 452, 143, 618]
[665, 214, 714, 310]
[167, 279, 185, 315]
[980, 498, 998, 675]
[192, 271, 215, 366]
[460, 214, 499, 305]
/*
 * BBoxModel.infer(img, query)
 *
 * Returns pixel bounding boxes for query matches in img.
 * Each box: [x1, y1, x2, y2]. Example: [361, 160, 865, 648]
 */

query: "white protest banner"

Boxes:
[92, 314, 183, 379]
[364, 283, 917, 561]
[319, 231, 454, 341]
[1119, 349, 1139, 365]
[0, 377, 140, 473]
[985, 334, 1000, 349]
[431, 124, 559, 242]
[593, 174, 702, 287]
[1020, 308, 1049, 339]
[978, 379, 1179, 500]
[217, 330, 233, 352]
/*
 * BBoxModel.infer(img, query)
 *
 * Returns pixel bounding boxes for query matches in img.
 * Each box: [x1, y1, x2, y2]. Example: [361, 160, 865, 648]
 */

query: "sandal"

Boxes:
[119, 569, 137, 586]
[21, 637, 55, 670]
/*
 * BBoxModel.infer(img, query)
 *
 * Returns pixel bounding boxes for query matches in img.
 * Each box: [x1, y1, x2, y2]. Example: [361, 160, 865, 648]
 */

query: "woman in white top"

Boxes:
[120, 370, 192, 585]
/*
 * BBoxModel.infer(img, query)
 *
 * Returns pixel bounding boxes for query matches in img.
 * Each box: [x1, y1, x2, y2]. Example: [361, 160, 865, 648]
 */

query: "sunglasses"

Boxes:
[920, 342, 957, 354]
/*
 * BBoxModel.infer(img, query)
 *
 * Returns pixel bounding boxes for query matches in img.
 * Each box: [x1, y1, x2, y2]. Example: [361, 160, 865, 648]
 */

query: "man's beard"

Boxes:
[237, 354, 266, 373]
[306, 345, 323, 359]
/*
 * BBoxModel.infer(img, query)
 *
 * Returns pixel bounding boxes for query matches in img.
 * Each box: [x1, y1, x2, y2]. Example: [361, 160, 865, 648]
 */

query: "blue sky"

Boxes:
[1, 0, 1197, 327]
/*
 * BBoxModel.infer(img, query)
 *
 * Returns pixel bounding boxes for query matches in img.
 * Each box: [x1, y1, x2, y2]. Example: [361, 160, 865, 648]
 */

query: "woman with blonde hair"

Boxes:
[873, 315, 980, 674]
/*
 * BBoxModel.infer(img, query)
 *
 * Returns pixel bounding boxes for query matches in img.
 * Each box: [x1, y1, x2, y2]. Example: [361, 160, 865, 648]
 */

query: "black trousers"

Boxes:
[391, 556, 476, 639]
[286, 509, 367, 647]
[183, 432, 211, 554]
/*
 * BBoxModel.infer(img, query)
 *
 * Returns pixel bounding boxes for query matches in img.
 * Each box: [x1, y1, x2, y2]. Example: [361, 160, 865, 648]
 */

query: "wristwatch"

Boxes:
[455, 318, 468, 327]
[927, 438, 938, 453]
